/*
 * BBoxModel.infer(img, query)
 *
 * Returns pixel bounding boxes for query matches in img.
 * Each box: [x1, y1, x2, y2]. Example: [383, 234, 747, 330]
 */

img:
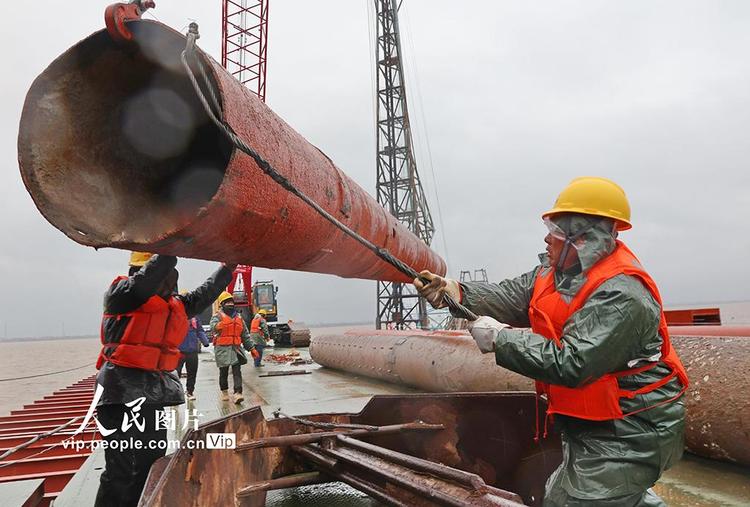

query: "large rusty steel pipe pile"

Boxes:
[17, 20, 445, 283]
[310, 326, 750, 466]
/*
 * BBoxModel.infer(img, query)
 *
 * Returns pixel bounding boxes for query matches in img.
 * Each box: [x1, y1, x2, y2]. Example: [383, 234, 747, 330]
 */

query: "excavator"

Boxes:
[224, 265, 311, 347]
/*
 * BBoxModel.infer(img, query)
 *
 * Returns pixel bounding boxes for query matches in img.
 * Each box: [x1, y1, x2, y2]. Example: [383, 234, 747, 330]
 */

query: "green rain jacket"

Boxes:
[458, 215, 685, 506]
[209, 313, 254, 368]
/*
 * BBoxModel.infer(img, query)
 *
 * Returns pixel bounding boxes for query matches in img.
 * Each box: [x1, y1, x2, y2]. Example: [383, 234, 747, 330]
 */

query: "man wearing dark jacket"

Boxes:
[177, 315, 210, 401]
[94, 252, 235, 507]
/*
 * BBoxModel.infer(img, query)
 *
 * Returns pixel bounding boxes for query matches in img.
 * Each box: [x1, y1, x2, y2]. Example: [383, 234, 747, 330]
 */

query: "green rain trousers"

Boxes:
[458, 215, 686, 506]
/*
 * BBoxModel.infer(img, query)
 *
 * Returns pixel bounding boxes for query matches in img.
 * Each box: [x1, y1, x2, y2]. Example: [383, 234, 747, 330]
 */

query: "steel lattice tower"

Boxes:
[221, 0, 269, 101]
[374, 0, 435, 330]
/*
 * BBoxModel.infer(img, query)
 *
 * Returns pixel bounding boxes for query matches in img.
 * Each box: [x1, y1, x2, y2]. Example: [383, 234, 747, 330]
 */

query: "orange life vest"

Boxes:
[214, 312, 245, 346]
[250, 316, 263, 334]
[97, 276, 188, 371]
[528, 241, 689, 422]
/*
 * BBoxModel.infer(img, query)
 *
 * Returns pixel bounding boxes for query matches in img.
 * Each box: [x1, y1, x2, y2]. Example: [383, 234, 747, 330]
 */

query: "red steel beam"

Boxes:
[11, 408, 91, 417]
[50, 388, 94, 395]
[0, 444, 92, 460]
[0, 431, 98, 449]
[0, 470, 75, 495]
[17, 20, 445, 283]
[0, 374, 99, 506]
[0, 417, 87, 431]
[0, 455, 89, 477]
[38, 398, 92, 405]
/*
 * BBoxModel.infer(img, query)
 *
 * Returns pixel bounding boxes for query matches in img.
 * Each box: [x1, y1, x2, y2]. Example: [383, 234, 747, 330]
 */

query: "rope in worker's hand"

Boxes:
[180, 23, 478, 322]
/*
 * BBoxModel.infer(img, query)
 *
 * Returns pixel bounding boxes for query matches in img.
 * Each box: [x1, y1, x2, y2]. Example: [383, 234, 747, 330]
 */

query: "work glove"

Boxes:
[413, 270, 461, 309]
[467, 316, 509, 354]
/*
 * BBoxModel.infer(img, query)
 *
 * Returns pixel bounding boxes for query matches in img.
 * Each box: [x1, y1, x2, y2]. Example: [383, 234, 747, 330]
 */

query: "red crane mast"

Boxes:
[220, 1, 269, 300]
[221, 0, 269, 102]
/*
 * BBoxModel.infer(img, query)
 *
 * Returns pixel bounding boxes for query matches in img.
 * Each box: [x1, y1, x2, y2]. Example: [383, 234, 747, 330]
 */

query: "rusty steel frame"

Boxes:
[140, 393, 562, 506]
[292, 437, 525, 507]
[336, 435, 487, 491]
[18, 20, 445, 284]
[235, 420, 444, 451]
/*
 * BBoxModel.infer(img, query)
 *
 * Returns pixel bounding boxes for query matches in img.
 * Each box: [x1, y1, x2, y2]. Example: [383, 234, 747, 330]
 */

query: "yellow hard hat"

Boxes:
[543, 177, 632, 231]
[129, 251, 153, 267]
[217, 291, 234, 305]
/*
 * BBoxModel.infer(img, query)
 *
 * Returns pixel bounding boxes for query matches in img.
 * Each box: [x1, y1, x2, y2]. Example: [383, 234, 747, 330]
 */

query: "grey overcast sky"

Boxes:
[1, 1, 749, 338]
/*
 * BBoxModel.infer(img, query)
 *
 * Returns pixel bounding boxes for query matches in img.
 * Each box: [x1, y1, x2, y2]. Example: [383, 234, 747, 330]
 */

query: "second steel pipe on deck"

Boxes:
[17, 20, 445, 283]
[310, 327, 750, 466]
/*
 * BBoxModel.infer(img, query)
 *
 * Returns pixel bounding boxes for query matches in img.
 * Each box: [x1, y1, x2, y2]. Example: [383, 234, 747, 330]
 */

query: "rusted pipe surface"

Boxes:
[17, 20, 445, 283]
[670, 334, 750, 465]
[311, 329, 750, 466]
[309, 330, 534, 392]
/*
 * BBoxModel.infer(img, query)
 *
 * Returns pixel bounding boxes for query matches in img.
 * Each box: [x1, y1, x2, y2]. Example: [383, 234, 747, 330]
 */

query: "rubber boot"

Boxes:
[220, 390, 230, 401]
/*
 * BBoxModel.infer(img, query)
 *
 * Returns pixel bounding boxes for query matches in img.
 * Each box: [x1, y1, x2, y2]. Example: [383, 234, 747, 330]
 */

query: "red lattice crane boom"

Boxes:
[221, 0, 269, 102]
[221, 1, 269, 295]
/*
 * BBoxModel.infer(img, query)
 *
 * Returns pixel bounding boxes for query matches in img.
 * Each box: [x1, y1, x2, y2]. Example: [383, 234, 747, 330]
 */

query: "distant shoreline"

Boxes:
[0, 335, 98, 344]
[4, 303, 747, 344]
[0, 321, 375, 344]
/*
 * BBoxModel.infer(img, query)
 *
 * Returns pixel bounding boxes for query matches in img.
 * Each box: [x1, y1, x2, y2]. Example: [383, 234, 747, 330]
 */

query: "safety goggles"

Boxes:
[543, 217, 568, 240]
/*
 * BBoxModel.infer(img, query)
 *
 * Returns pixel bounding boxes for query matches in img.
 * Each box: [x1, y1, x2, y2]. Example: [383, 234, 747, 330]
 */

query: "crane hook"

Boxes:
[104, 0, 156, 43]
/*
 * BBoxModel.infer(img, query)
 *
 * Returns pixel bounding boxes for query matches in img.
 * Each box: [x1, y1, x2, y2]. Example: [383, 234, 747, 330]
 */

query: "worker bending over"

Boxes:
[95, 252, 234, 507]
[250, 313, 271, 367]
[210, 292, 254, 403]
[415, 177, 688, 507]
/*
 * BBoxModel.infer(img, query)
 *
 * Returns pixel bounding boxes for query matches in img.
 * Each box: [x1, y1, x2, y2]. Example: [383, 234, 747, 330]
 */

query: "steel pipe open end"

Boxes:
[18, 20, 445, 282]
[18, 21, 231, 247]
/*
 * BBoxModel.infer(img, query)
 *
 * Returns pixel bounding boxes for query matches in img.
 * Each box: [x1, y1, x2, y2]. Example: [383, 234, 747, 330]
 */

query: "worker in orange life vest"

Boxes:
[415, 177, 688, 506]
[249, 313, 271, 367]
[95, 252, 236, 507]
[209, 292, 254, 404]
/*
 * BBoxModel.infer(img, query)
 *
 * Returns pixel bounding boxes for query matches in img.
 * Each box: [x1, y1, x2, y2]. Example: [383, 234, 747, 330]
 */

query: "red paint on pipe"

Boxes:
[17, 21, 445, 283]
